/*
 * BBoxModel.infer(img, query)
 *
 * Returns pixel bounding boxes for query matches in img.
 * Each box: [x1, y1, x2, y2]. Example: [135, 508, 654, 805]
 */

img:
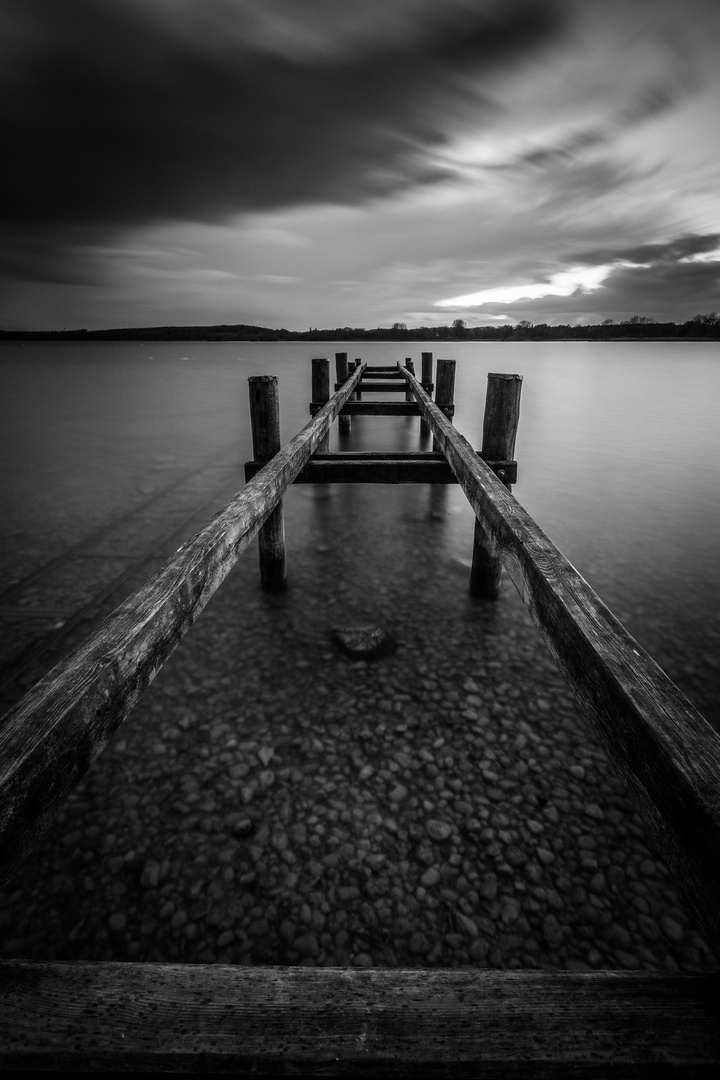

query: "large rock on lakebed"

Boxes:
[331, 625, 396, 660]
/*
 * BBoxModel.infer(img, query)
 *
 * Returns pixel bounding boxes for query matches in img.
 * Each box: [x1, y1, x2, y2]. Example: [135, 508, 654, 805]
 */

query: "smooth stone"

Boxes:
[479, 874, 497, 901]
[332, 626, 396, 660]
[140, 860, 160, 889]
[420, 867, 441, 888]
[455, 912, 479, 939]
[409, 931, 432, 954]
[426, 820, 453, 842]
[294, 933, 320, 959]
[500, 898, 521, 925]
[543, 919, 564, 952]
[661, 916, 684, 943]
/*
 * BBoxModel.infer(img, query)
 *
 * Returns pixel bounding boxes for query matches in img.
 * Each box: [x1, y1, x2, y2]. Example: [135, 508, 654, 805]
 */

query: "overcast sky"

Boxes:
[2, 0, 719, 331]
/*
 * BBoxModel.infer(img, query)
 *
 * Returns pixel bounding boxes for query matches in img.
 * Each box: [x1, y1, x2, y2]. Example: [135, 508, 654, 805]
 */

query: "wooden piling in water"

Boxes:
[420, 352, 433, 439]
[354, 359, 363, 400]
[312, 358, 331, 453]
[248, 375, 287, 592]
[404, 358, 415, 402]
[421, 351, 433, 389]
[433, 358, 455, 451]
[470, 373, 523, 598]
[335, 353, 351, 432]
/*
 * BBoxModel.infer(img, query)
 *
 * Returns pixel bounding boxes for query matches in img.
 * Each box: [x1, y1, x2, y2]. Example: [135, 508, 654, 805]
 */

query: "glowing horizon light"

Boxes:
[435, 265, 613, 307]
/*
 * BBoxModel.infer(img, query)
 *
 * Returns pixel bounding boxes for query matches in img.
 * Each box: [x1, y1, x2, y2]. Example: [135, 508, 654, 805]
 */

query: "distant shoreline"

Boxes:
[1, 320, 718, 343]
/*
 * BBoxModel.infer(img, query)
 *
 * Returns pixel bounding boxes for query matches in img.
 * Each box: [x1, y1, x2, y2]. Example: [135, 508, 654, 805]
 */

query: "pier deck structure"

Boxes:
[1, 354, 719, 1074]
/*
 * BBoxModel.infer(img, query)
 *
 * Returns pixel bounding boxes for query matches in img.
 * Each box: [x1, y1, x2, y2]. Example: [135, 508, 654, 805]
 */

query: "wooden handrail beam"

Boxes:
[0, 362, 366, 890]
[1, 962, 718, 1074]
[397, 362, 720, 957]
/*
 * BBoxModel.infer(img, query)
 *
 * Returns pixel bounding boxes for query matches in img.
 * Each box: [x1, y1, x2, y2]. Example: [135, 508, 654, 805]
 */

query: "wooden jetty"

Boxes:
[1, 354, 720, 1074]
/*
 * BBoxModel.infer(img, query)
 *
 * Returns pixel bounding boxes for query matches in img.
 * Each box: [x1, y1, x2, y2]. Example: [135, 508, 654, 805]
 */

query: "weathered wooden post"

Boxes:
[420, 352, 433, 441]
[354, 359, 363, 400]
[335, 353, 351, 432]
[470, 373, 523, 598]
[421, 352, 433, 390]
[404, 358, 415, 402]
[433, 358, 455, 451]
[312, 358, 331, 453]
[248, 375, 287, 592]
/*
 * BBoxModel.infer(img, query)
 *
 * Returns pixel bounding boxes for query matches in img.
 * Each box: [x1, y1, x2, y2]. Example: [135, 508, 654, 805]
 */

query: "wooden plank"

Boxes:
[337, 381, 408, 392]
[244, 454, 517, 485]
[0, 363, 366, 891]
[311, 401, 454, 417]
[356, 370, 405, 379]
[398, 364, 720, 958]
[1, 962, 718, 1075]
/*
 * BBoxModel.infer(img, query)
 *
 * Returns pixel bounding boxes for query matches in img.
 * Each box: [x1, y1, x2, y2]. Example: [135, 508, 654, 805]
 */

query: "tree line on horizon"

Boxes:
[1, 313, 718, 342]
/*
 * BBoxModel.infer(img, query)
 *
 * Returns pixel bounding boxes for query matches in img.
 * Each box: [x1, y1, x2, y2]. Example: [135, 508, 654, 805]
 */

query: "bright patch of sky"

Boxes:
[436, 266, 613, 308]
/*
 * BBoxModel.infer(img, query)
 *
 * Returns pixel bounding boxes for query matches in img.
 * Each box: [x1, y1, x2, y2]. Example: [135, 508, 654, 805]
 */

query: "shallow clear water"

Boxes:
[1, 338, 719, 726]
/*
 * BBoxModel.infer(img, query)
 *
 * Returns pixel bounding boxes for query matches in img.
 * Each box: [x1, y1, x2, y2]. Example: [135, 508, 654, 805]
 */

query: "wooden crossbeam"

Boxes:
[1, 963, 719, 1075]
[310, 401, 454, 417]
[337, 380, 407, 392]
[356, 371, 405, 379]
[245, 452, 517, 485]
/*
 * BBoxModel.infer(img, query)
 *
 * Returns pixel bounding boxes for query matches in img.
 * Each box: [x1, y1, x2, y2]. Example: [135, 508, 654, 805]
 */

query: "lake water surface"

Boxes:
[1, 338, 719, 728]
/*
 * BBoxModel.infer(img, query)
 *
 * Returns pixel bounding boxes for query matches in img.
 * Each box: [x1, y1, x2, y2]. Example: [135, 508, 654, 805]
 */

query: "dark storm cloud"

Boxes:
[574, 233, 720, 268]
[1, 0, 562, 277]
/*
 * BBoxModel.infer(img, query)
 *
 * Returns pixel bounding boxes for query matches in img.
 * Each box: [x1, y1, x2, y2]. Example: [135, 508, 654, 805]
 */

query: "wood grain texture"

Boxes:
[433, 359, 456, 451]
[471, 372, 523, 599]
[0, 362, 366, 890]
[335, 353, 351, 432]
[481, 372, 523, 460]
[398, 364, 720, 957]
[249, 376, 286, 591]
[1, 963, 718, 1075]
[421, 351, 434, 387]
[312, 358, 331, 454]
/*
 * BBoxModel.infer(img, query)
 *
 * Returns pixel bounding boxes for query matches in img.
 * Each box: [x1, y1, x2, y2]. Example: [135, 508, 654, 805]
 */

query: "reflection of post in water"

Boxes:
[429, 479, 447, 521]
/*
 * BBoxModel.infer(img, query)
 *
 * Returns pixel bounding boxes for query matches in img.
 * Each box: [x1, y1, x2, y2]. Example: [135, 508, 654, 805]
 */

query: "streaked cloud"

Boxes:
[1, 1, 720, 329]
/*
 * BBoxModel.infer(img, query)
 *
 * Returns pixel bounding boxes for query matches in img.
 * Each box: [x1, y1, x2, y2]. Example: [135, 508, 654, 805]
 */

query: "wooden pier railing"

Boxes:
[1, 354, 720, 1074]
